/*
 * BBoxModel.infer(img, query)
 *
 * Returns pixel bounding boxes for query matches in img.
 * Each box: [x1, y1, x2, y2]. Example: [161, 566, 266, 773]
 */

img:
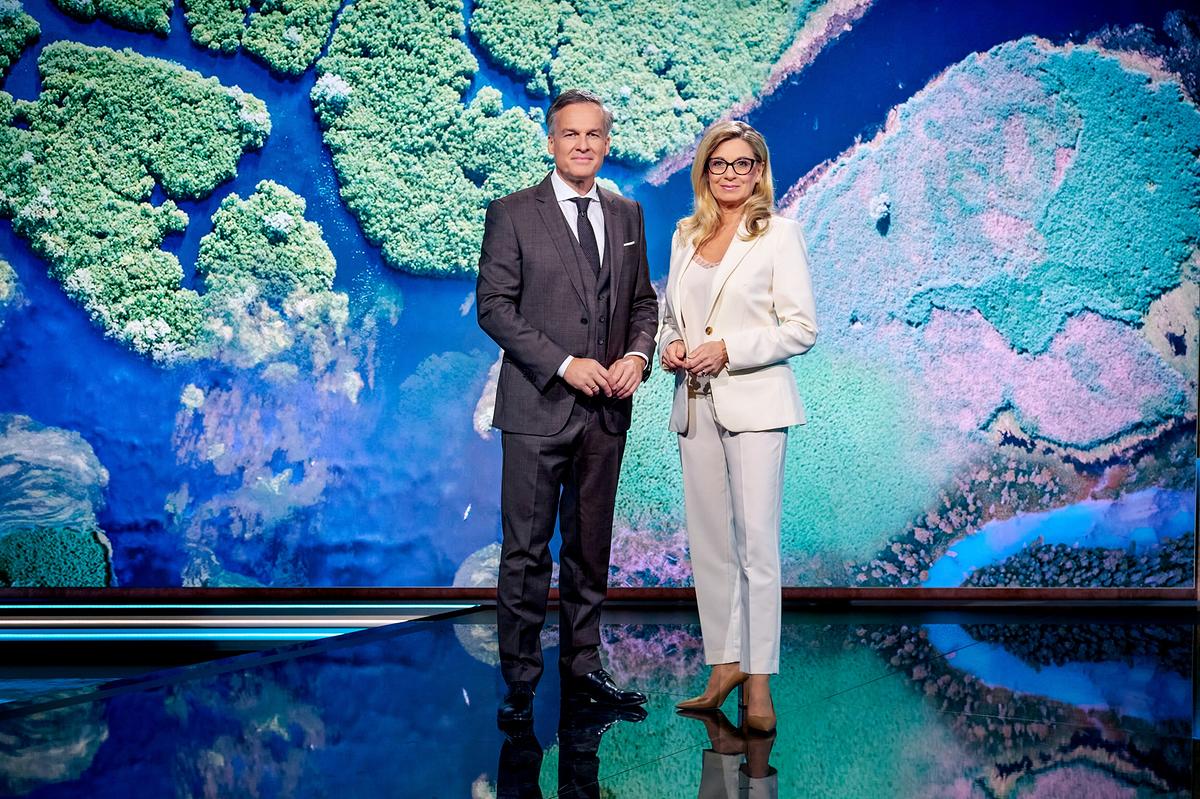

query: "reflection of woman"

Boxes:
[684, 709, 778, 798]
[661, 121, 817, 732]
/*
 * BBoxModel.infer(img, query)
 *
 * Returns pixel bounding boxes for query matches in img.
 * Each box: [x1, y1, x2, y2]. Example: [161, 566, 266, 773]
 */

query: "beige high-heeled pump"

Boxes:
[744, 692, 776, 735]
[675, 668, 749, 711]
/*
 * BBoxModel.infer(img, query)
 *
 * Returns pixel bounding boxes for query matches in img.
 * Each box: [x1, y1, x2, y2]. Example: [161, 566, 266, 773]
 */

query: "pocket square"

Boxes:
[623, 240, 637, 246]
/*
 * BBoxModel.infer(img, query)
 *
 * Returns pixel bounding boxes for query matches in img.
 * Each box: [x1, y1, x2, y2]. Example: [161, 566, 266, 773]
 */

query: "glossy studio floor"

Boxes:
[0, 604, 1193, 798]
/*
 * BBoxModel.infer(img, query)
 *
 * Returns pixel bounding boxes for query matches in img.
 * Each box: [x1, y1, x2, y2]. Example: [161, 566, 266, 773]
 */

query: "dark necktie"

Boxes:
[569, 197, 601, 276]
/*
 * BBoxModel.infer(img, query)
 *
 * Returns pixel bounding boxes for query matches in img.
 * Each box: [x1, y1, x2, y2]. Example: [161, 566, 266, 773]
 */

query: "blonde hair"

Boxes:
[679, 120, 774, 247]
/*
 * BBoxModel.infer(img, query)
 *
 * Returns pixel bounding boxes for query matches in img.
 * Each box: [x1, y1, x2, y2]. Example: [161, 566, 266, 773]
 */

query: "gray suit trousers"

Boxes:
[497, 400, 625, 685]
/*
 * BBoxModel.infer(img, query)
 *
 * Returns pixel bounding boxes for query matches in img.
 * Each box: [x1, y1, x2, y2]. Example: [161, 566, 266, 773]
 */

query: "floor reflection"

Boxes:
[498, 699, 648, 798]
[0, 611, 1191, 798]
[681, 710, 777, 799]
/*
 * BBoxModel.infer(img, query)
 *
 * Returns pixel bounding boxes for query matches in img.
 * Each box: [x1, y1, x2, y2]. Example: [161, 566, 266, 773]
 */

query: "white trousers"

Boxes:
[678, 392, 786, 675]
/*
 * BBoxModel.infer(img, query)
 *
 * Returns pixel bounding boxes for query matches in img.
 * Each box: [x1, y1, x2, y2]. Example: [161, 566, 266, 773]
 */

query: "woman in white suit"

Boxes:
[661, 121, 817, 733]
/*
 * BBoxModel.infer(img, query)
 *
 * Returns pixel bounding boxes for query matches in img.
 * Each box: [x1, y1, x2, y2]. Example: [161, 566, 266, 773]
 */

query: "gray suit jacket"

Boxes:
[477, 173, 658, 436]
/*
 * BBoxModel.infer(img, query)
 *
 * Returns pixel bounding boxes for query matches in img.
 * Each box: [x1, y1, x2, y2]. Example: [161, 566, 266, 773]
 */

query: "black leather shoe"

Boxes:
[565, 669, 647, 707]
[498, 681, 535, 725]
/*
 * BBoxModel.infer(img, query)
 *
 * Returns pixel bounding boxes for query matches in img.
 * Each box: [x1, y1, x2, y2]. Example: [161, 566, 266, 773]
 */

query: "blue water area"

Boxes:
[0, 611, 1191, 796]
[922, 488, 1196, 588]
[926, 624, 1190, 724]
[462, 0, 542, 113]
[1, 0, 499, 586]
[0, 0, 1192, 586]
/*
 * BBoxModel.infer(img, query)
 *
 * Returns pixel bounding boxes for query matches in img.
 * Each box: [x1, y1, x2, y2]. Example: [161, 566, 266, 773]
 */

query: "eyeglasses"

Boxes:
[707, 157, 759, 175]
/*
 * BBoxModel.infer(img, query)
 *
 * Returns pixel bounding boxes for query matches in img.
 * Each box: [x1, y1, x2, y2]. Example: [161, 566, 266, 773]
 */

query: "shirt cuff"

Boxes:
[560, 353, 644, 378]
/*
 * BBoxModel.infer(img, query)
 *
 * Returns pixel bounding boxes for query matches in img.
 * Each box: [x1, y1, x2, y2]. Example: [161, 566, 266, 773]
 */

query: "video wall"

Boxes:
[0, 0, 1195, 589]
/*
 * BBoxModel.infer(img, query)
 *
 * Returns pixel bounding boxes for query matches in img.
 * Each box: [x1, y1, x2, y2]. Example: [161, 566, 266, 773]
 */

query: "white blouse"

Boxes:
[680, 253, 719, 344]
[680, 253, 719, 392]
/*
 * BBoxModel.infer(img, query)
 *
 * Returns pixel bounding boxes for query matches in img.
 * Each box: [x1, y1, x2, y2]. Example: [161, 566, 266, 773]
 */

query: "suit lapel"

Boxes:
[598, 188, 622, 315]
[533, 174, 588, 308]
[705, 221, 762, 324]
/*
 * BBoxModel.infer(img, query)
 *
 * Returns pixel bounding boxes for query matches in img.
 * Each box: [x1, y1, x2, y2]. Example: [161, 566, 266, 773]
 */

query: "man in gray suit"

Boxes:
[477, 89, 658, 724]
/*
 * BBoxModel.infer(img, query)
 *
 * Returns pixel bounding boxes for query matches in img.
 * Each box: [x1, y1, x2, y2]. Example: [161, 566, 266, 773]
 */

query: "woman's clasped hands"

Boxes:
[661, 339, 728, 378]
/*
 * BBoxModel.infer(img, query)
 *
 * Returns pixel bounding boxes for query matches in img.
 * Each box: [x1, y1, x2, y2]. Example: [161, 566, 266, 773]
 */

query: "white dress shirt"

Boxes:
[548, 170, 647, 378]
[551, 169, 605, 264]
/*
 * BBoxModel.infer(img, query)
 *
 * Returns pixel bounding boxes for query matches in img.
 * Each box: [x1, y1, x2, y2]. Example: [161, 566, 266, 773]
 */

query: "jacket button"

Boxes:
[581, 318, 588, 324]
[705, 326, 713, 335]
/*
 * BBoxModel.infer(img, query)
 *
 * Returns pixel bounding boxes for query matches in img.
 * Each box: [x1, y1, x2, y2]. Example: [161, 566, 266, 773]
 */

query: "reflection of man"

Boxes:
[477, 88, 657, 724]
[496, 726, 542, 799]
[557, 700, 647, 799]
[496, 700, 647, 798]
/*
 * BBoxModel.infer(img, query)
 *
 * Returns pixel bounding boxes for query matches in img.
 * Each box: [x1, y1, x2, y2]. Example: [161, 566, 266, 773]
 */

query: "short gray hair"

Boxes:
[547, 89, 613, 136]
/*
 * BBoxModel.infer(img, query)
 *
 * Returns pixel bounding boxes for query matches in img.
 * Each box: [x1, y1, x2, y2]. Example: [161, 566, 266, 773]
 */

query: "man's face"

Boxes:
[548, 102, 610, 184]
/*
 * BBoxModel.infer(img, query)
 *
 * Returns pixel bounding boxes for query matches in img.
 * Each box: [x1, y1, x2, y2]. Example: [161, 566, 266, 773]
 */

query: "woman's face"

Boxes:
[705, 138, 763, 209]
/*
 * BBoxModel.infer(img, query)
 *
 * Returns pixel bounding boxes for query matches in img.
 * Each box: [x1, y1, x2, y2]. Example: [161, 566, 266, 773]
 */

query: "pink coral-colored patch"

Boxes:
[916, 310, 1186, 445]
[1052, 146, 1076, 189]
[1002, 115, 1036, 182]
[980, 209, 1036, 256]
[1021, 766, 1136, 799]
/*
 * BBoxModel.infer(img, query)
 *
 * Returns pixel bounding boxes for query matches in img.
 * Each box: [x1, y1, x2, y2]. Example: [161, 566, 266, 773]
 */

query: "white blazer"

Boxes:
[660, 215, 818, 434]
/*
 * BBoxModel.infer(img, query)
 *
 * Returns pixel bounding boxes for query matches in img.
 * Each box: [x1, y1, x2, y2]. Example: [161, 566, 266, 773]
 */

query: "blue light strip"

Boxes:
[0, 628, 367, 640]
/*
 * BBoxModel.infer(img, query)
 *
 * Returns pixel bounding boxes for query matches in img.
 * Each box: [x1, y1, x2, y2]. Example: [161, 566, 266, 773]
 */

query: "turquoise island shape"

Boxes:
[0, 0, 39, 79]
[0, 43, 347, 363]
[313, 0, 551, 277]
[51, 0, 172, 35]
[615, 36, 1199, 586]
[0, 42, 269, 359]
[184, 0, 343, 75]
[471, 0, 829, 164]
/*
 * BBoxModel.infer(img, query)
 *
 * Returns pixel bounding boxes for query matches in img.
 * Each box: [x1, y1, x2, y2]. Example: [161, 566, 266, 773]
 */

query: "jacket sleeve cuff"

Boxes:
[658, 331, 682, 349]
[722, 331, 757, 371]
